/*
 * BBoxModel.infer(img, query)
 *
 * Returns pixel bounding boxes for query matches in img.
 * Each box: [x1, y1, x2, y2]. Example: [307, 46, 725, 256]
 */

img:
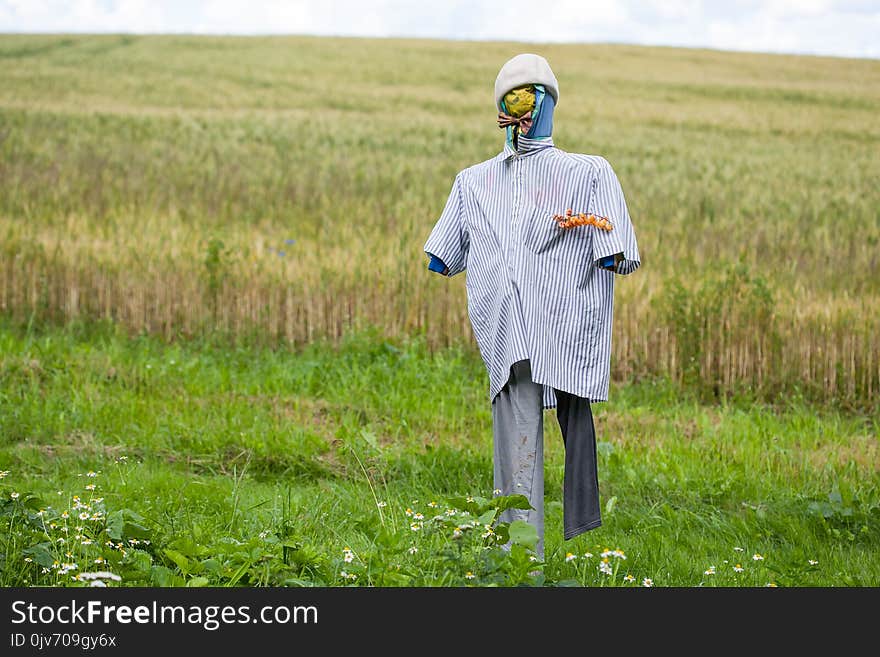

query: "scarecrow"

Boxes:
[423, 53, 641, 558]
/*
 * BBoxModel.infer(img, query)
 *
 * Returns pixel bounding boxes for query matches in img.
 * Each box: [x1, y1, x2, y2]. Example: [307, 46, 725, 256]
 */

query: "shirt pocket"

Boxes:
[519, 201, 563, 255]
[520, 198, 595, 263]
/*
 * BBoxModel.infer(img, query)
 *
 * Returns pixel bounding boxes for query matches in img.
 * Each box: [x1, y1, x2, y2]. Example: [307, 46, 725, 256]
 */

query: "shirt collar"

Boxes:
[502, 134, 555, 160]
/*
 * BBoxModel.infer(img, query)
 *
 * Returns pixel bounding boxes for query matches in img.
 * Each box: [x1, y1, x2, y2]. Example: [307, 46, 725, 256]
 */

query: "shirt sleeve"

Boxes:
[423, 173, 469, 277]
[590, 158, 641, 275]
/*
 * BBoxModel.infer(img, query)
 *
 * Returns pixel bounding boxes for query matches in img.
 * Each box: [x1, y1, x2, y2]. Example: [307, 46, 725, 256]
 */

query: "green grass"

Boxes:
[1, 319, 877, 587]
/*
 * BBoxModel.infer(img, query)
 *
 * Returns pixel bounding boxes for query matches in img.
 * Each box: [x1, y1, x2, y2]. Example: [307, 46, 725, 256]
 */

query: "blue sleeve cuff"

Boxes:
[428, 254, 448, 273]
[599, 254, 617, 269]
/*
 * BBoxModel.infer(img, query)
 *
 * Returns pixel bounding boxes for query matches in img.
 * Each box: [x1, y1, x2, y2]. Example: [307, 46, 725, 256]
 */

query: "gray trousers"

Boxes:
[492, 359, 602, 558]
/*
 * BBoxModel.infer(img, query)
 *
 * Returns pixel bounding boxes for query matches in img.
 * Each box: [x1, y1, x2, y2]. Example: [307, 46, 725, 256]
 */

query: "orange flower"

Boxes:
[552, 210, 614, 231]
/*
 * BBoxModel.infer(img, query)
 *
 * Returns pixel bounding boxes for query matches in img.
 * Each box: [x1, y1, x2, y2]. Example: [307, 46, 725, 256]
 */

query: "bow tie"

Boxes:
[497, 110, 533, 135]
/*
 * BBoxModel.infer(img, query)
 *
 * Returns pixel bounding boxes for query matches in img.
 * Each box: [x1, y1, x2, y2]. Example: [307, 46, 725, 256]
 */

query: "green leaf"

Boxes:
[828, 486, 843, 506]
[478, 547, 509, 573]
[376, 571, 411, 586]
[447, 495, 479, 513]
[493, 523, 510, 545]
[225, 560, 253, 586]
[605, 496, 618, 515]
[596, 441, 615, 457]
[491, 494, 533, 513]
[529, 573, 546, 587]
[283, 578, 320, 587]
[23, 494, 45, 511]
[150, 565, 181, 587]
[122, 549, 152, 575]
[450, 495, 492, 516]
[186, 576, 210, 587]
[283, 541, 323, 568]
[106, 509, 151, 541]
[508, 520, 538, 550]
[359, 429, 380, 451]
[163, 548, 191, 575]
[200, 558, 221, 574]
[106, 510, 124, 540]
[124, 520, 151, 539]
[22, 542, 55, 568]
[168, 537, 209, 558]
[477, 508, 497, 527]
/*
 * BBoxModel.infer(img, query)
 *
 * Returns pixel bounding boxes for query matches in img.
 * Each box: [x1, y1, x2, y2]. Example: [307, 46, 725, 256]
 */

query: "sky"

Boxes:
[0, 0, 878, 59]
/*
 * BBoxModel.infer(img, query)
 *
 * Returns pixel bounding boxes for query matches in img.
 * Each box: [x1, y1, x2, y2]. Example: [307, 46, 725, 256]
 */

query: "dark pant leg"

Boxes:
[554, 389, 602, 539]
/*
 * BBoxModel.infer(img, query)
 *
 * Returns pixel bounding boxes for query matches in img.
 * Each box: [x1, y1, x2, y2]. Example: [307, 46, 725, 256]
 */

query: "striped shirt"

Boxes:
[423, 134, 641, 409]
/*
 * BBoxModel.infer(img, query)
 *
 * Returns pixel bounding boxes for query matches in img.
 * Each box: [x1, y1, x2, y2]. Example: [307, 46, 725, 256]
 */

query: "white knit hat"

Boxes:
[494, 53, 559, 111]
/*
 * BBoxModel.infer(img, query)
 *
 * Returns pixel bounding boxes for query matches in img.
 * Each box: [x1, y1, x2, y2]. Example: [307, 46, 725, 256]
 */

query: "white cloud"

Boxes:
[760, 0, 837, 16]
[0, 0, 876, 58]
[639, 0, 704, 20]
[0, 0, 168, 32]
[704, 2, 880, 58]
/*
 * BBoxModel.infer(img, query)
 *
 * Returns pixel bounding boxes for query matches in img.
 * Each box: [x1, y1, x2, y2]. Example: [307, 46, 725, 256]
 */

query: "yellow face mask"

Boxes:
[502, 84, 536, 118]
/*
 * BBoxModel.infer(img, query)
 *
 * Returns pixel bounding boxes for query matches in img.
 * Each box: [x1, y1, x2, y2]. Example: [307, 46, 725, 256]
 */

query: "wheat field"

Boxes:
[0, 34, 878, 409]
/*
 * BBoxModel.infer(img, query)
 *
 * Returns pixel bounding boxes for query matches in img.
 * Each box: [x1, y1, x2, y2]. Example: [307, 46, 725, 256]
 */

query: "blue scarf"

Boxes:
[501, 83, 556, 150]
